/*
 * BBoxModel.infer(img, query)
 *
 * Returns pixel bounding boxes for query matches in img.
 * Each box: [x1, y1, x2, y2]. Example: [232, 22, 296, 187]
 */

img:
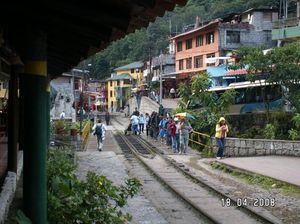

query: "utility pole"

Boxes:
[79, 61, 85, 135]
[159, 52, 163, 105]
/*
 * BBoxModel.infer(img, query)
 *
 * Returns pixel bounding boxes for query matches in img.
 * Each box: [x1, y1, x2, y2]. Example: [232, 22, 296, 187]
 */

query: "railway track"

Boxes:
[115, 133, 281, 224]
[114, 134, 209, 224]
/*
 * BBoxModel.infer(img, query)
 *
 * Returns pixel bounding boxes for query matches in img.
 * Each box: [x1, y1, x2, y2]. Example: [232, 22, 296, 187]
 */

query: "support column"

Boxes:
[46, 81, 50, 147]
[7, 63, 20, 173]
[21, 30, 47, 223]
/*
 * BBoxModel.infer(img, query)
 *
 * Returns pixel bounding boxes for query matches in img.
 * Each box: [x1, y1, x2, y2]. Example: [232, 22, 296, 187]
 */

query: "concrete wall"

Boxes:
[212, 138, 300, 157]
[219, 24, 275, 50]
[0, 152, 23, 224]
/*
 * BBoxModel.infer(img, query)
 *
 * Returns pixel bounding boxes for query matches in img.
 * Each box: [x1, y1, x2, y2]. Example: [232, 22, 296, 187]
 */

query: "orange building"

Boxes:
[171, 20, 220, 81]
[171, 8, 278, 82]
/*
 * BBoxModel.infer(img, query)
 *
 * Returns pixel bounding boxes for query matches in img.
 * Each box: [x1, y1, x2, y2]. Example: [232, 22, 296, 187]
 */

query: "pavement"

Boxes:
[162, 98, 180, 109]
[217, 156, 300, 187]
[77, 126, 168, 224]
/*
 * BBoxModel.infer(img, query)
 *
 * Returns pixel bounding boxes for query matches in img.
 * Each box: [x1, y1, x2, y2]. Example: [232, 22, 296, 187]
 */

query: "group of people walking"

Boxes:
[128, 108, 193, 154]
[95, 106, 229, 159]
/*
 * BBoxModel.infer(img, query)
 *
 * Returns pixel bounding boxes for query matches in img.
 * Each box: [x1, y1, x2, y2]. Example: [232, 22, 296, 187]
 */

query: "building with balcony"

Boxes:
[87, 80, 107, 112]
[171, 8, 278, 82]
[272, 0, 300, 44]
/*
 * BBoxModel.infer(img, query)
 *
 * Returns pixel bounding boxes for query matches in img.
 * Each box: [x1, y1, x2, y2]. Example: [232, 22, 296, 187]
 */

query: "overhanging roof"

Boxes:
[106, 73, 133, 81]
[0, 0, 188, 77]
[114, 61, 144, 71]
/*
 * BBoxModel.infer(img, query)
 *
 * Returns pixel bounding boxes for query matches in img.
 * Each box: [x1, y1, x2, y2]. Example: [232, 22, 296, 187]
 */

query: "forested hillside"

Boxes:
[82, 0, 278, 79]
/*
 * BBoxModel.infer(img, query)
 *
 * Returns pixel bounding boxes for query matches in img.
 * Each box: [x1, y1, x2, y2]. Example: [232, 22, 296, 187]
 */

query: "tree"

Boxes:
[230, 46, 274, 119]
[233, 43, 300, 113]
[177, 73, 236, 134]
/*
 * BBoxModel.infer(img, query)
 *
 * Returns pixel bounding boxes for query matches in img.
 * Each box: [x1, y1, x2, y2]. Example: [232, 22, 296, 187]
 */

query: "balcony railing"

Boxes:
[273, 17, 300, 29]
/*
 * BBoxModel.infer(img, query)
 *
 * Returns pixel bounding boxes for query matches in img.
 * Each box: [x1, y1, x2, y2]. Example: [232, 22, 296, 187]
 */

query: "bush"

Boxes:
[47, 148, 141, 223]
[288, 128, 299, 140]
[288, 113, 300, 140]
[263, 124, 276, 140]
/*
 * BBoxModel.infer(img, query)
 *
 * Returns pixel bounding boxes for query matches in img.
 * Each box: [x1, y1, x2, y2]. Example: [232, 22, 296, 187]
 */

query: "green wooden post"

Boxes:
[7, 65, 19, 173]
[21, 29, 47, 223]
[46, 82, 50, 147]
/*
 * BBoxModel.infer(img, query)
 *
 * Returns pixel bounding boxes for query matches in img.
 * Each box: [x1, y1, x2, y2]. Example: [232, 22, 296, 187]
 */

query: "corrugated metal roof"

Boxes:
[114, 61, 144, 71]
[224, 69, 248, 76]
[106, 73, 133, 81]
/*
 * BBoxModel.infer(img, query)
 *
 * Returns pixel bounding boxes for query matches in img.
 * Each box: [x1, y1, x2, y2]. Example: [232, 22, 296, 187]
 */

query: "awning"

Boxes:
[224, 69, 248, 76]
[205, 57, 231, 64]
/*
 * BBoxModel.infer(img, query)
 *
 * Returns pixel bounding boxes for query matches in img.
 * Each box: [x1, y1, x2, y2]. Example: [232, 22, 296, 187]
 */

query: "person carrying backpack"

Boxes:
[92, 119, 106, 151]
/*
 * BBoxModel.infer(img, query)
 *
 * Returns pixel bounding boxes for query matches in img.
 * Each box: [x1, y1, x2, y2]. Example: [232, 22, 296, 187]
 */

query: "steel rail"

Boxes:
[134, 135, 281, 224]
[117, 134, 280, 224]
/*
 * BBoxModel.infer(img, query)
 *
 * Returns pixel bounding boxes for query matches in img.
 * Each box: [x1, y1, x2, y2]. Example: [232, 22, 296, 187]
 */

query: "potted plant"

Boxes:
[54, 120, 66, 135]
[70, 122, 78, 136]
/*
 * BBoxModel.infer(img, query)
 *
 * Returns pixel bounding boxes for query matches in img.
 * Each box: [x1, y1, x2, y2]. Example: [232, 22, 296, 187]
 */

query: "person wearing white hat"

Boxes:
[174, 117, 180, 152]
[215, 117, 229, 159]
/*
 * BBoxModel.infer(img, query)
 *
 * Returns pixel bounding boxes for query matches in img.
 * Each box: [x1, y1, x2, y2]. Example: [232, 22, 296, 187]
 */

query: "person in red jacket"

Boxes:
[168, 117, 177, 153]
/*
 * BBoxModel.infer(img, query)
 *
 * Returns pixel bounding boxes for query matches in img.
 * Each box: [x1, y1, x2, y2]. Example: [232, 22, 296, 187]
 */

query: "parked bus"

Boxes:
[208, 80, 285, 114]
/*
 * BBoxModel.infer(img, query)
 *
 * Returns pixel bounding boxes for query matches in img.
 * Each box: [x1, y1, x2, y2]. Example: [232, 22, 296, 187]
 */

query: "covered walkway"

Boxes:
[0, 1, 188, 222]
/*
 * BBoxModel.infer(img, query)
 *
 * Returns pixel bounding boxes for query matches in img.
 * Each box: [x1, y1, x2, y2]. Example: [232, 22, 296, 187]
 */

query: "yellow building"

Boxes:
[106, 73, 133, 112]
[114, 61, 144, 88]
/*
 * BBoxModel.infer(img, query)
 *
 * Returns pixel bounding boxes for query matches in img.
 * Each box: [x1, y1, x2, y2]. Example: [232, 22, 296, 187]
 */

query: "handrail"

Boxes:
[189, 130, 211, 147]
[81, 121, 91, 150]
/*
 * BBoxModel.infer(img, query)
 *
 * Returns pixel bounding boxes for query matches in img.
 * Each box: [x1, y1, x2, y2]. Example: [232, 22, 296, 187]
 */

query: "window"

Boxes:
[186, 57, 192, 69]
[110, 90, 113, 97]
[110, 81, 112, 87]
[117, 80, 120, 86]
[194, 56, 203, 68]
[196, 35, 203, 47]
[264, 30, 272, 42]
[131, 69, 134, 73]
[226, 31, 240, 44]
[185, 38, 192, 49]
[179, 60, 184, 70]
[124, 79, 130, 85]
[177, 41, 182, 52]
[206, 53, 215, 66]
[206, 32, 214, 44]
